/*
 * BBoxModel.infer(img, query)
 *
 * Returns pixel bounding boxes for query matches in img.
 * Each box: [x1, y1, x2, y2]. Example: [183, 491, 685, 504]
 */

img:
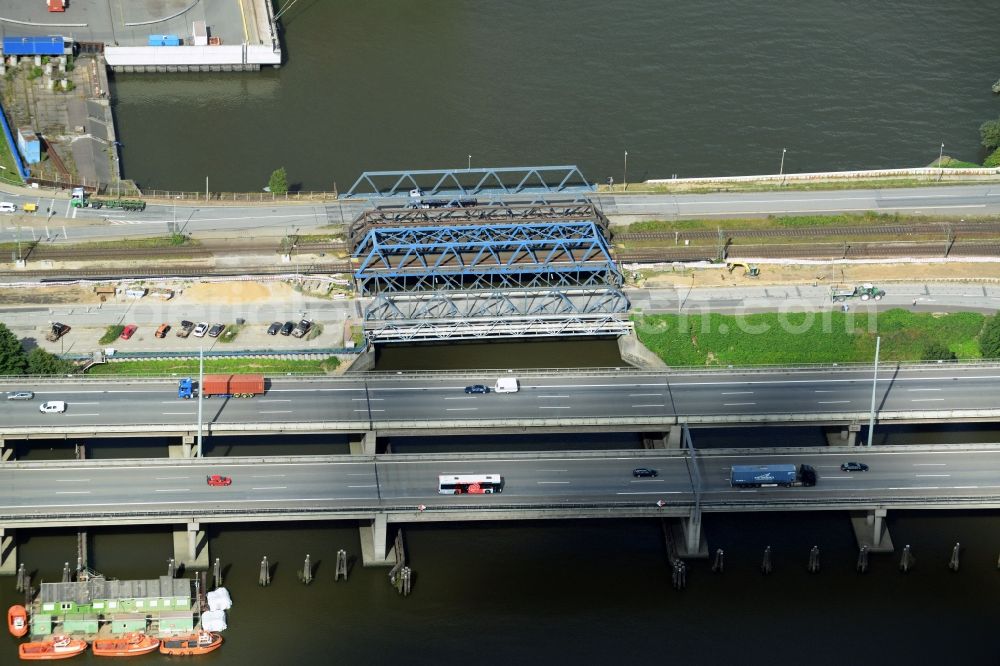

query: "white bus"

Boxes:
[438, 474, 504, 495]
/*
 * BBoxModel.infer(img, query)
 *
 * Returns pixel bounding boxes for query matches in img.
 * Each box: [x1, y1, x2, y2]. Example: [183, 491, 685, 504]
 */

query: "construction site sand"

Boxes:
[181, 281, 297, 304]
[640, 262, 1000, 289]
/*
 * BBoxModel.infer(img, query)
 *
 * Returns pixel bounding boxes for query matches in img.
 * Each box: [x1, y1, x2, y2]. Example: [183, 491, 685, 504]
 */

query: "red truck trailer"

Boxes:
[178, 374, 265, 398]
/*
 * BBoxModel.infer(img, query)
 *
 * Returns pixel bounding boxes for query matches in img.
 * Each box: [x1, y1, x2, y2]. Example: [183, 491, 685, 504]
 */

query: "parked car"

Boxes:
[208, 323, 225, 338]
[192, 322, 209, 338]
[632, 468, 658, 478]
[39, 401, 66, 414]
[291, 319, 313, 338]
[267, 322, 282, 336]
[840, 462, 869, 472]
[154, 323, 171, 338]
[120, 324, 137, 340]
[464, 384, 489, 394]
[6, 391, 34, 401]
[280, 321, 295, 336]
[176, 320, 195, 338]
[206, 474, 232, 487]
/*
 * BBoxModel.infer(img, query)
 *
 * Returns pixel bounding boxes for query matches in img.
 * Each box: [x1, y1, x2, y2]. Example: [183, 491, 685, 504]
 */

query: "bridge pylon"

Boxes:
[850, 509, 894, 553]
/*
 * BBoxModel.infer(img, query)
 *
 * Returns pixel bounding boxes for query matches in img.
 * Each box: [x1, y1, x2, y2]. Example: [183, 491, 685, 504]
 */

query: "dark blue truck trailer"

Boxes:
[730, 464, 817, 488]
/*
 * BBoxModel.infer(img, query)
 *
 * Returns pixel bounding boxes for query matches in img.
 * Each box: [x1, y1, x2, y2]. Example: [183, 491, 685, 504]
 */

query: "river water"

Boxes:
[112, 1, 1000, 192]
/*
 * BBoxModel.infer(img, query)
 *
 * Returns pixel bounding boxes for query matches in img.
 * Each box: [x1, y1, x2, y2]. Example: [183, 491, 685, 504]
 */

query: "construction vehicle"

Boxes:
[830, 284, 885, 302]
[178, 374, 265, 399]
[44, 322, 70, 342]
[726, 262, 760, 278]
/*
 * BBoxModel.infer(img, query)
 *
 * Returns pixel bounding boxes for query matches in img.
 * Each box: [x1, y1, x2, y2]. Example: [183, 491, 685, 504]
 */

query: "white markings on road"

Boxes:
[445, 408, 478, 411]
[162, 412, 195, 416]
[55, 491, 90, 495]
[721, 391, 753, 395]
[722, 402, 755, 406]
[908, 388, 942, 392]
[70, 413, 100, 417]
[915, 474, 950, 478]
[154, 477, 189, 481]
[814, 390, 837, 393]
[629, 393, 664, 397]
[817, 400, 851, 404]
[538, 406, 571, 409]
[911, 398, 945, 402]
[353, 409, 384, 412]
[537, 395, 570, 399]
[537, 481, 570, 485]
[251, 486, 287, 491]
[444, 397, 475, 400]
[259, 410, 293, 414]
[536, 469, 568, 473]
[72, 402, 99, 405]
[629, 479, 664, 483]
[259, 399, 291, 403]
[913, 463, 947, 466]
[251, 474, 286, 479]
[155, 489, 191, 493]
[616, 491, 682, 495]
[632, 404, 665, 408]
[55, 478, 90, 483]
[348, 484, 377, 488]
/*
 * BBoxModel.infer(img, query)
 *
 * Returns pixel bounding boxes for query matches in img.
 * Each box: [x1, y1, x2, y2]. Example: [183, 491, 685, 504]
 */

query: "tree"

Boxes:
[922, 342, 956, 362]
[979, 313, 1000, 358]
[268, 167, 288, 195]
[26, 347, 74, 375]
[980, 118, 1000, 150]
[0, 323, 26, 375]
[984, 147, 1000, 169]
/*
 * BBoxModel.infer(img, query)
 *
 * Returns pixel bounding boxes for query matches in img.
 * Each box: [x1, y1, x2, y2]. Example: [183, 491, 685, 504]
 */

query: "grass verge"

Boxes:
[99, 325, 125, 344]
[87, 357, 342, 375]
[633, 309, 985, 366]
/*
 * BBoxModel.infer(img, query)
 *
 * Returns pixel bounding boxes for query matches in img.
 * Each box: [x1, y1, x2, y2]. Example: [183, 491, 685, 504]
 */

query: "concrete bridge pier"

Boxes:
[359, 514, 397, 566]
[0, 438, 11, 462]
[172, 522, 209, 570]
[850, 509, 894, 553]
[169, 436, 196, 459]
[674, 509, 708, 559]
[826, 424, 860, 447]
[350, 431, 377, 456]
[642, 428, 682, 449]
[0, 528, 16, 575]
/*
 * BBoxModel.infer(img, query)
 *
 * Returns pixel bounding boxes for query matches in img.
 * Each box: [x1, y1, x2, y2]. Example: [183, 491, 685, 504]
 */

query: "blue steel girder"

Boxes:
[364, 288, 629, 322]
[356, 267, 622, 295]
[344, 166, 595, 199]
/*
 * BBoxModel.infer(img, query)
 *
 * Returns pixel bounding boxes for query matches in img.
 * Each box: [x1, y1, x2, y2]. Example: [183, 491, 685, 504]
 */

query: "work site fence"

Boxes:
[139, 189, 339, 203]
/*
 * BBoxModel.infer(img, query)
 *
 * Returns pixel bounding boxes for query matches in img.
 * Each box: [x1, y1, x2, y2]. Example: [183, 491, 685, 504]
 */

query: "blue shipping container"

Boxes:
[147, 35, 181, 47]
[730, 464, 798, 487]
[2, 36, 64, 56]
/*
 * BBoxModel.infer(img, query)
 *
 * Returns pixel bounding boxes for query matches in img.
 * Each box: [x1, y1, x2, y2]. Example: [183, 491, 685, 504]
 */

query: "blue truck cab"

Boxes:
[178, 378, 195, 399]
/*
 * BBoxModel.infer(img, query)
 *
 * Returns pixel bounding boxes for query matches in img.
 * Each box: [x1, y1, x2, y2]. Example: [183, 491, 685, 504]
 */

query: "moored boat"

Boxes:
[158, 631, 222, 656]
[8, 604, 28, 637]
[18, 635, 88, 660]
[92, 632, 160, 657]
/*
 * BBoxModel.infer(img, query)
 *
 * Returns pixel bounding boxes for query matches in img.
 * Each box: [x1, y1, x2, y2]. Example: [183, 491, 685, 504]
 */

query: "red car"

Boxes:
[206, 475, 232, 487]
[120, 324, 137, 340]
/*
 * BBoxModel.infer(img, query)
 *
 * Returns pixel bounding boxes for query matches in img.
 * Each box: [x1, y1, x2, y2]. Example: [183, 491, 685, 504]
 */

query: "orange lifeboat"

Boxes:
[8, 604, 28, 638]
[158, 631, 222, 656]
[18, 635, 88, 660]
[91, 632, 160, 657]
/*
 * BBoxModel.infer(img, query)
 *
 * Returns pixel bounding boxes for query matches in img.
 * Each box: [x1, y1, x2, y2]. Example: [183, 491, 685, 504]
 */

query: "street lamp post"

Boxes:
[196, 345, 204, 457]
[623, 150, 628, 192]
[467, 155, 471, 170]
[779, 148, 786, 182]
[866, 336, 881, 447]
[938, 142, 945, 180]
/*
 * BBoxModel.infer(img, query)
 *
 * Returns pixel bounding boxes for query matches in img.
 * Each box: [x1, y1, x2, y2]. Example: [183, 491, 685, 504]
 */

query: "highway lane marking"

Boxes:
[538, 406, 571, 409]
[353, 409, 384, 412]
[538, 395, 570, 398]
[537, 481, 571, 484]
[443, 397, 475, 400]
[155, 489, 191, 493]
[911, 398, 945, 402]
[913, 463, 947, 466]
[162, 412, 195, 415]
[259, 410, 293, 414]
[251, 474, 286, 478]
[632, 404, 665, 408]
[817, 400, 851, 404]
[0, 497, 373, 509]
[536, 469, 569, 472]
[814, 390, 837, 393]
[55, 491, 91, 495]
[70, 402, 99, 405]
[55, 479, 90, 482]
[721, 391, 753, 395]
[629, 393, 663, 397]
[154, 476, 190, 480]
[348, 484, 377, 488]
[954, 486, 980, 489]
[352, 397, 384, 401]
[68, 413, 100, 416]
[259, 399, 291, 403]
[629, 479, 665, 483]
[446, 408, 478, 411]
[616, 491, 683, 495]
[346, 473, 372, 476]
[908, 388, 941, 392]
[722, 402, 755, 406]
[251, 486, 287, 491]
[915, 474, 950, 477]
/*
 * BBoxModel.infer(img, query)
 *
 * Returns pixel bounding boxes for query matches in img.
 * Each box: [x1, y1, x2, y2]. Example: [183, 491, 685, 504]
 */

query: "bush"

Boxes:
[981, 118, 1000, 150]
[268, 167, 288, 195]
[984, 147, 1000, 169]
[922, 342, 956, 361]
[979, 314, 1000, 358]
[99, 325, 125, 345]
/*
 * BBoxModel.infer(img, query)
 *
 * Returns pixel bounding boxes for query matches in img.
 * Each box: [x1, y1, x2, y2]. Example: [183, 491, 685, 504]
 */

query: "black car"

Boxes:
[208, 323, 225, 338]
[632, 468, 658, 478]
[267, 322, 282, 336]
[464, 384, 489, 394]
[840, 462, 869, 472]
[280, 321, 295, 336]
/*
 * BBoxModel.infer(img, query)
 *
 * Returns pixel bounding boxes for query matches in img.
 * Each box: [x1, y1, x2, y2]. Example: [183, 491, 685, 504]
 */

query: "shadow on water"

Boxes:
[374, 338, 627, 371]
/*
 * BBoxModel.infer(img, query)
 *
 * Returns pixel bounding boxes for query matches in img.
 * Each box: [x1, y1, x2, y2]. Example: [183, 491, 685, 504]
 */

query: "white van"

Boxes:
[0, 202, 16, 213]
[494, 377, 519, 393]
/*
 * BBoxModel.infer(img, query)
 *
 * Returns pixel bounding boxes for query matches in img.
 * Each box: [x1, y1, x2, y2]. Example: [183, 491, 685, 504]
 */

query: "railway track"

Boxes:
[615, 220, 1000, 242]
[0, 262, 354, 281]
[617, 241, 1000, 263]
[21, 240, 346, 262]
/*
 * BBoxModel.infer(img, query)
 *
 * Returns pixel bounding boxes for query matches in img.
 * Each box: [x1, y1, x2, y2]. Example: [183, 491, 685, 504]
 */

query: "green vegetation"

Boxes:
[99, 325, 125, 344]
[985, 148, 1000, 169]
[634, 310, 986, 366]
[305, 322, 324, 341]
[268, 167, 289, 195]
[618, 212, 906, 235]
[932, 156, 981, 169]
[349, 325, 365, 348]
[27, 67, 42, 80]
[978, 313, 1000, 358]
[981, 118, 1000, 150]
[0, 323, 74, 375]
[87, 357, 340, 376]
[218, 324, 243, 344]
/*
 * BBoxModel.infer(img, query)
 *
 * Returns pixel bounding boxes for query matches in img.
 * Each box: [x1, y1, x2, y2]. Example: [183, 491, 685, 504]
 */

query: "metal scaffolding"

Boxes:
[353, 220, 620, 294]
[344, 166, 595, 199]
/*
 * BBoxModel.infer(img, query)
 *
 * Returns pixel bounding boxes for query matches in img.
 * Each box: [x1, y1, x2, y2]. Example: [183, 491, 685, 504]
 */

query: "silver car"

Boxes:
[6, 391, 34, 400]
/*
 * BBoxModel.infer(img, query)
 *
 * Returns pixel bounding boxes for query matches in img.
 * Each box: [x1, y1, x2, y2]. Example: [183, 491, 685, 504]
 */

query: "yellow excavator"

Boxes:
[726, 262, 760, 278]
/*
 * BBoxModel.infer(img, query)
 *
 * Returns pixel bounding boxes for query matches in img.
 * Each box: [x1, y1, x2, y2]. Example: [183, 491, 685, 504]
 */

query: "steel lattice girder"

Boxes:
[357, 268, 622, 294]
[353, 221, 615, 275]
[350, 202, 608, 247]
[364, 316, 634, 342]
[344, 165, 595, 199]
[365, 288, 629, 321]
